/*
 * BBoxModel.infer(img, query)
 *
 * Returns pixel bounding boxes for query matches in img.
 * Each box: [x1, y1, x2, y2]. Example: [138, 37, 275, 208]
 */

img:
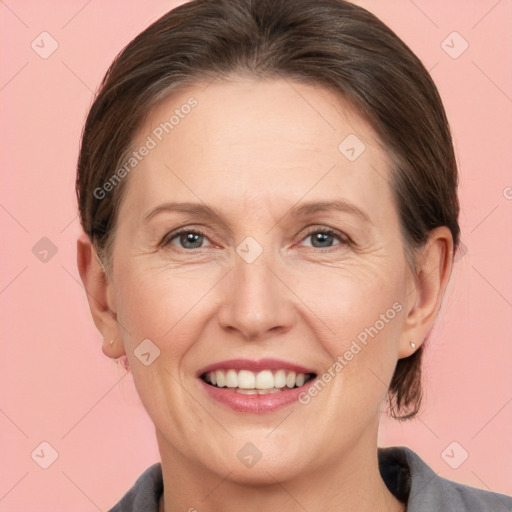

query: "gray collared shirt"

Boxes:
[109, 446, 512, 511]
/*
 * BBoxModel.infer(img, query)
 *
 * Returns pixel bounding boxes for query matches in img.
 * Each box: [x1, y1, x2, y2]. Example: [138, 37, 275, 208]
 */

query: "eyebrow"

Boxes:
[287, 200, 371, 223]
[143, 199, 371, 224]
[143, 202, 225, 223]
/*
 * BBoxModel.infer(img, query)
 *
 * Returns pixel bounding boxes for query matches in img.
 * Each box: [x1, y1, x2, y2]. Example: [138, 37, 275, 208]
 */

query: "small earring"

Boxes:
[109, 338, 115, 345]
[410, 341, 416, 349]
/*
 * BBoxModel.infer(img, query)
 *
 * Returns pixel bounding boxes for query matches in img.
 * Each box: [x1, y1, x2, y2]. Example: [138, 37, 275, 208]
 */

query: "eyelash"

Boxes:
[160, 226, 351, 251]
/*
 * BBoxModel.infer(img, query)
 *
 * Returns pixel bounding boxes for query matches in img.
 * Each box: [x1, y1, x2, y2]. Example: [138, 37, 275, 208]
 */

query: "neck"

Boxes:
[156, 425, 405, 512]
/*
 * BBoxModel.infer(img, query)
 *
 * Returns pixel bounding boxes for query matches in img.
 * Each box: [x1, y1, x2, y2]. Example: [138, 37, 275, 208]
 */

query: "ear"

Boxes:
[398, 226, 454, 358]
[77, 232, 125, 359]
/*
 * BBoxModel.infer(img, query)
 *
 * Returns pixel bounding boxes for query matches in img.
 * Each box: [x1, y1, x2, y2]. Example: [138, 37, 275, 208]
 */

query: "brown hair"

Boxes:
[76, 0, 460, 420]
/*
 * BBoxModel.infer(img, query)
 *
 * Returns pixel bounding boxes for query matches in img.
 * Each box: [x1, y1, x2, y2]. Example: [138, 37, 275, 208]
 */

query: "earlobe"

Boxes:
[76, 232, 125, 359]
[398, 226, 454, 358]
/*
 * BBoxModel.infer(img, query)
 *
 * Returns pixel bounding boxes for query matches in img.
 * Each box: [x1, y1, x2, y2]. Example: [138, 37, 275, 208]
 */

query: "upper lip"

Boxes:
[197, 358, 317, 377]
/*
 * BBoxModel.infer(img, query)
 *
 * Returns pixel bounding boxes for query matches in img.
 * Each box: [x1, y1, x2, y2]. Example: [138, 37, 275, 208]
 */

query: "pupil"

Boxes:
[312, 232, 332, 248]
[182, 232, 203, 248]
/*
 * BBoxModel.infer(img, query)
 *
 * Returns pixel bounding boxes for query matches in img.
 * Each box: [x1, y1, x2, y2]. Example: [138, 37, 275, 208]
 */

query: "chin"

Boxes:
[224, 456, 307, 486]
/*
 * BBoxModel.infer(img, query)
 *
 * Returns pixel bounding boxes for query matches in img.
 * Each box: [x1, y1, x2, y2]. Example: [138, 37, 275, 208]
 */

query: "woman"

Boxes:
[75, 0, 512, 510]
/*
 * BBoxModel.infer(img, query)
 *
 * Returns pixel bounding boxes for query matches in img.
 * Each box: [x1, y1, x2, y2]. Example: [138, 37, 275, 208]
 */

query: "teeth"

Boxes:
[204, 369, 312, 390]
[238, 369, 256, 389]
[255, 370, 274, 389]
[225, 369, 238, 388]
[236, 389, 259, 395]
[274, 369, 287, 388]
[286, 371, 296, 388]
[215, 370, 226, 388]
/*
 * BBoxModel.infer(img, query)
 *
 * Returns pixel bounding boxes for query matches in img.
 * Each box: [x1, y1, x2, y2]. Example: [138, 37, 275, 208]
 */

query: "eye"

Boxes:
[161, 228, 212, 250]
[161, 226, 350, 252]
[300, 227, 350, 249]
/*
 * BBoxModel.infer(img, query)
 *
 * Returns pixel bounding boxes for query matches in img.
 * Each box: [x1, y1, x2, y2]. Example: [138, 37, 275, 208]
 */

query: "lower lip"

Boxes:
[199, 378, 316, 413]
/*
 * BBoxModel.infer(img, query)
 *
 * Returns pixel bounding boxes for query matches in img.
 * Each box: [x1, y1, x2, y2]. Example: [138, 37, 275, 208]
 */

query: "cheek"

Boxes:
[112, 261, 215, 355]
[111, 264, 215, 423]
[294, 263, 405, 408]
[290, 261, 405, 349]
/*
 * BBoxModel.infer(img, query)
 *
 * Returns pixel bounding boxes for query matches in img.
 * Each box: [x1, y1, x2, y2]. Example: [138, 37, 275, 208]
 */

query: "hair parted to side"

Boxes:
[75, 0, 460, 420]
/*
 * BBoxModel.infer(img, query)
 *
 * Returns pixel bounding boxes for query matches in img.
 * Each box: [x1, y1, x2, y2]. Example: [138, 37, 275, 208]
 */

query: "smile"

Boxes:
[197, 358, 318, 413]
[201, 369, 316, 394]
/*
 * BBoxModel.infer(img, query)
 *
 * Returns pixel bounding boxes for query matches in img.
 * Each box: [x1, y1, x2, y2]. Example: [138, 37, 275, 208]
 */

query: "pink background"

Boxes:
[1, 0, 511, 510]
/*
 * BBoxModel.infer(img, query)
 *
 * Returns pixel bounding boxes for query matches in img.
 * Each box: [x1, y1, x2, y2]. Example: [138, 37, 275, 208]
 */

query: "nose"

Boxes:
[217, 254, 296, 341]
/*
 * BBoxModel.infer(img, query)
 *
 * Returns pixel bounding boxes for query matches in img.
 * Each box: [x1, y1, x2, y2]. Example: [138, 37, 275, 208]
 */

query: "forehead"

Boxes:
[120, 78, 395, 218]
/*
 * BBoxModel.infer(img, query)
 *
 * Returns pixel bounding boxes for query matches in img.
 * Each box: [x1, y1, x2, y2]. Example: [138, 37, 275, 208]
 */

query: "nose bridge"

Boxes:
[217, 244, 294, 339]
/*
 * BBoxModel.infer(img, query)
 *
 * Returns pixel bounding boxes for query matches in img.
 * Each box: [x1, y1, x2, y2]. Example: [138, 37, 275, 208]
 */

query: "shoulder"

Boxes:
[108, 462, 163, 512]
[109, 450, 512, 512]
[379, 446, 512, 512]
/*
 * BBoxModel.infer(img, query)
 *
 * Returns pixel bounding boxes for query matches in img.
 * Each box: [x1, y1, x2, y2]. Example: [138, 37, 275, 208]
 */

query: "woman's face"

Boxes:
[107, 78, 416, 481]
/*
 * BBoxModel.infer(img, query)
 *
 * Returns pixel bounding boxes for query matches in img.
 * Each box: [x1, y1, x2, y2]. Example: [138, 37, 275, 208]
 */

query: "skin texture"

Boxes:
[77, 78, 453, 512]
